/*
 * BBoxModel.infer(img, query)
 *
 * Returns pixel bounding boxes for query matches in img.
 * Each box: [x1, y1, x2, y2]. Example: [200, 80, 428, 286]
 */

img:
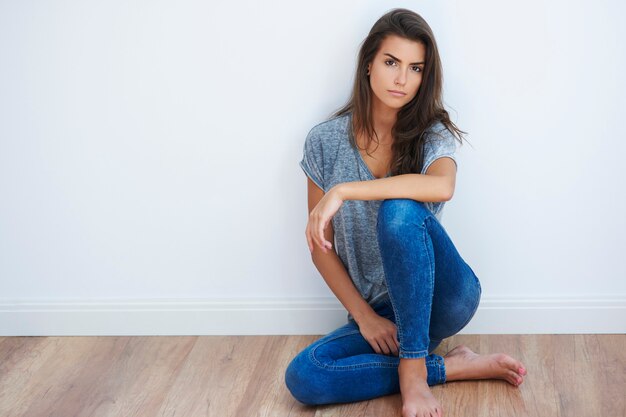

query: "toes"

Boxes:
[508, 357, 526, 375]
[506, 370, 523, 386]
[511, 359, 526, 375]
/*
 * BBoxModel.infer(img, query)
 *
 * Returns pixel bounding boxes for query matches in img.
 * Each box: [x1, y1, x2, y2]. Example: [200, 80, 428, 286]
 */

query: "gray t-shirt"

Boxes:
[299, 111, 458, 319]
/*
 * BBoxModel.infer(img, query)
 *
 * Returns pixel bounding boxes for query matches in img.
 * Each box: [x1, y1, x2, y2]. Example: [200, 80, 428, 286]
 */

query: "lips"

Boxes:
[388, 90, 406, 96]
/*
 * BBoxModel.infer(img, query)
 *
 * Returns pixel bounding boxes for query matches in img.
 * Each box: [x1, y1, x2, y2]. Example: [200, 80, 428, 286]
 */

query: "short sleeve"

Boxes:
[422, 123, 459, 174]
[299, 128, 325, 191]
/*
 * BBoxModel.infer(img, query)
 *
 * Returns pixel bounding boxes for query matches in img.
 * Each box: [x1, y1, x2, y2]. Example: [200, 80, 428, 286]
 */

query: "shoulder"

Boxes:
[421, 120, 460, 173]
[306, 113, 350, 144]
[300, 113, 351, 192]
[423, 120, 458, 150]
[301, 113, 350, 167]
[424, 120, 455, 141]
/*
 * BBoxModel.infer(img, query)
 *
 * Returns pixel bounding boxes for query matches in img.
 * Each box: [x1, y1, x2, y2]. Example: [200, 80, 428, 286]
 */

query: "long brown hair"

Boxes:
[330, 8, 468, 175]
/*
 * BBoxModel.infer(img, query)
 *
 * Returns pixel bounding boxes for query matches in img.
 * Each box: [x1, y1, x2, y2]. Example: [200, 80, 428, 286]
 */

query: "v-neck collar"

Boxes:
[348, 112, 392, 180]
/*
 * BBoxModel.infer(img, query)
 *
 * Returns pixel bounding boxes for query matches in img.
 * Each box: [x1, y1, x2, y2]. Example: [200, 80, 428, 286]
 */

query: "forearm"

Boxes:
[311, 249, 375, 324]
[336, 173, 452, 202]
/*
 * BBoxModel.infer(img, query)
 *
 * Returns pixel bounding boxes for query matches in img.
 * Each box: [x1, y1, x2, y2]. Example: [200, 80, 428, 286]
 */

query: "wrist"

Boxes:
[331, 183, 348, 201]
[351, 303, 376, 325]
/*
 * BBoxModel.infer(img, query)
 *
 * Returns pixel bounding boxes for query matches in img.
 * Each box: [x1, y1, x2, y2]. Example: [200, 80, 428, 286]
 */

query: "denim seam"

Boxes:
[439, 357, 447, 384]
[315, 360, 398, 371]
[381, 209, 438, 359]
[437, 359, 442, 383]
[395, 217, 435, 357]
[414, 211, 438, 228]
[310, 350, 442, 372]
[422, 217, 435, 354]
[377, 222, 406, 358]
[386, 288, 405, 355]
[399, 349, 429, 359]
[425, 358, 439, 366]
[308, 329, 361, 369]
[399, 349, 429, 354]
[308, 330, 399, 370]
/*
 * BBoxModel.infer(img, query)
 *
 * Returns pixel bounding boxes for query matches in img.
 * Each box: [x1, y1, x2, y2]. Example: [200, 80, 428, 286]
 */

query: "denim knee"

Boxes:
[445, 289, 481, 335]
[285, 349, 326, 406]
[377, 199, 431, 235]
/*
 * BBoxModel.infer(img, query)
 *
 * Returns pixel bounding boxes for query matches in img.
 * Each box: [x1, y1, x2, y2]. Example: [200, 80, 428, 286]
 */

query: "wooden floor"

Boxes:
[0, 334, 624, 416]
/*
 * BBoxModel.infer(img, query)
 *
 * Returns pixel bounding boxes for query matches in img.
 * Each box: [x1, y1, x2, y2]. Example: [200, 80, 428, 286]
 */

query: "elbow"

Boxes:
[441, 185, 455, 202]
[440, 175, 456, 201]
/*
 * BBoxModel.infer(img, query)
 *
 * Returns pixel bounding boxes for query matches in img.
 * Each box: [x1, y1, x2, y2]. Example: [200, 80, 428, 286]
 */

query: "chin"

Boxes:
[384, 100, 406, 110]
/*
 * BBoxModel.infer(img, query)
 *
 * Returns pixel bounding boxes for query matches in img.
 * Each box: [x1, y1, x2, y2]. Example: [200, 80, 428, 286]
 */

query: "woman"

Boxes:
[285, 8, 527, 417]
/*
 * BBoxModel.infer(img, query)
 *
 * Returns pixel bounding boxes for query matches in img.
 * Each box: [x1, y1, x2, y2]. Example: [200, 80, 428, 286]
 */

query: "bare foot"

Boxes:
[398, 359, 443, 417]
[443, 344, 528, 387]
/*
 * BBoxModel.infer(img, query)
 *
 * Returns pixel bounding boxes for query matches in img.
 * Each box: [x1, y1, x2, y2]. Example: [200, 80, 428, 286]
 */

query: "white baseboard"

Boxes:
[1, 295, 625, 336]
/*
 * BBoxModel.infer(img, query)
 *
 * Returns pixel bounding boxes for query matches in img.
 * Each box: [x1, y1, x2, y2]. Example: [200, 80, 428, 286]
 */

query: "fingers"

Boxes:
[318, 220, 325, 250]
[368, 323, 400, 356]
[307, 215, 331, 254]
[389, 335, 400, 356]
[370, 339, 383, 355]
[379, 339, 391, 355]
[370, 340, 389, 355]
[371, 338, 394, 356]
[378, 333, 397, 356]
[305, 219, 326, 254]
[386, 325, 400, 356]
[317, 219, 332, 251]
[391, 337, 399, 356]
[371, 337, 397, 356]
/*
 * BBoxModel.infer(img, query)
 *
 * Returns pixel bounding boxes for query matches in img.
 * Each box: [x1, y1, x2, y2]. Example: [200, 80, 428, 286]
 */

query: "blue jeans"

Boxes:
[285, 199, 482, 405]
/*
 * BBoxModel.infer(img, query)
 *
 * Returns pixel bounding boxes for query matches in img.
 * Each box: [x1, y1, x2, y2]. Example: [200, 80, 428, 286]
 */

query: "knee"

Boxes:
[377, 199, 430, 236]
[284, 350, 327, 406]
[436, 294, 481, 338]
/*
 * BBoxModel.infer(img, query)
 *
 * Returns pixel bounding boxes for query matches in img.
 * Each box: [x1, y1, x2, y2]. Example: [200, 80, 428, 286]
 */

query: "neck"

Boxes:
[370, 97, 397, 145]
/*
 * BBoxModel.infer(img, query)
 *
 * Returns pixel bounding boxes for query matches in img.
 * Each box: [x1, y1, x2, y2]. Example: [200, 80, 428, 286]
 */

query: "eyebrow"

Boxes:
[384, 53, 424, 65]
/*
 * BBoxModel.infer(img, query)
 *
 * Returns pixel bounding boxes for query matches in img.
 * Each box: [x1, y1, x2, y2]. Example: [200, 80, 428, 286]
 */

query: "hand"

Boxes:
[306, 186, 345, 254]
[356, 312, 400, 356]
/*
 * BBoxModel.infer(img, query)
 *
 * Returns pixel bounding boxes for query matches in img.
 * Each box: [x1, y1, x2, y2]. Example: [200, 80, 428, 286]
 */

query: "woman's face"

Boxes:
[367, 35, 426, 111]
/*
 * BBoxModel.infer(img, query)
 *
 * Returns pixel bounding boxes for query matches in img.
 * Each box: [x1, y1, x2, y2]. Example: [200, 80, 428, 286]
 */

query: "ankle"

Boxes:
[399, 357, 427, 376]
[442, 354, 467, 381]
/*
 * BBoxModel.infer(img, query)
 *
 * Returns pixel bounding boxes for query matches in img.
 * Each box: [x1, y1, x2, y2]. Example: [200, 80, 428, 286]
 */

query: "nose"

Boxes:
[395, 70, 407, 86]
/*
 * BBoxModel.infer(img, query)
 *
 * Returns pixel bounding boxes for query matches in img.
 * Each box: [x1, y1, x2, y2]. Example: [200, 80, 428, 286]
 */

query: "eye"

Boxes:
[384, 59, 396, 66]
[412, 65, 422, 73]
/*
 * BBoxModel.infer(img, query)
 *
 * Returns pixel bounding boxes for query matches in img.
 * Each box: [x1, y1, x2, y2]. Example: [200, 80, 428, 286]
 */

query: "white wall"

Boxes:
[1, 0, 624, 335]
